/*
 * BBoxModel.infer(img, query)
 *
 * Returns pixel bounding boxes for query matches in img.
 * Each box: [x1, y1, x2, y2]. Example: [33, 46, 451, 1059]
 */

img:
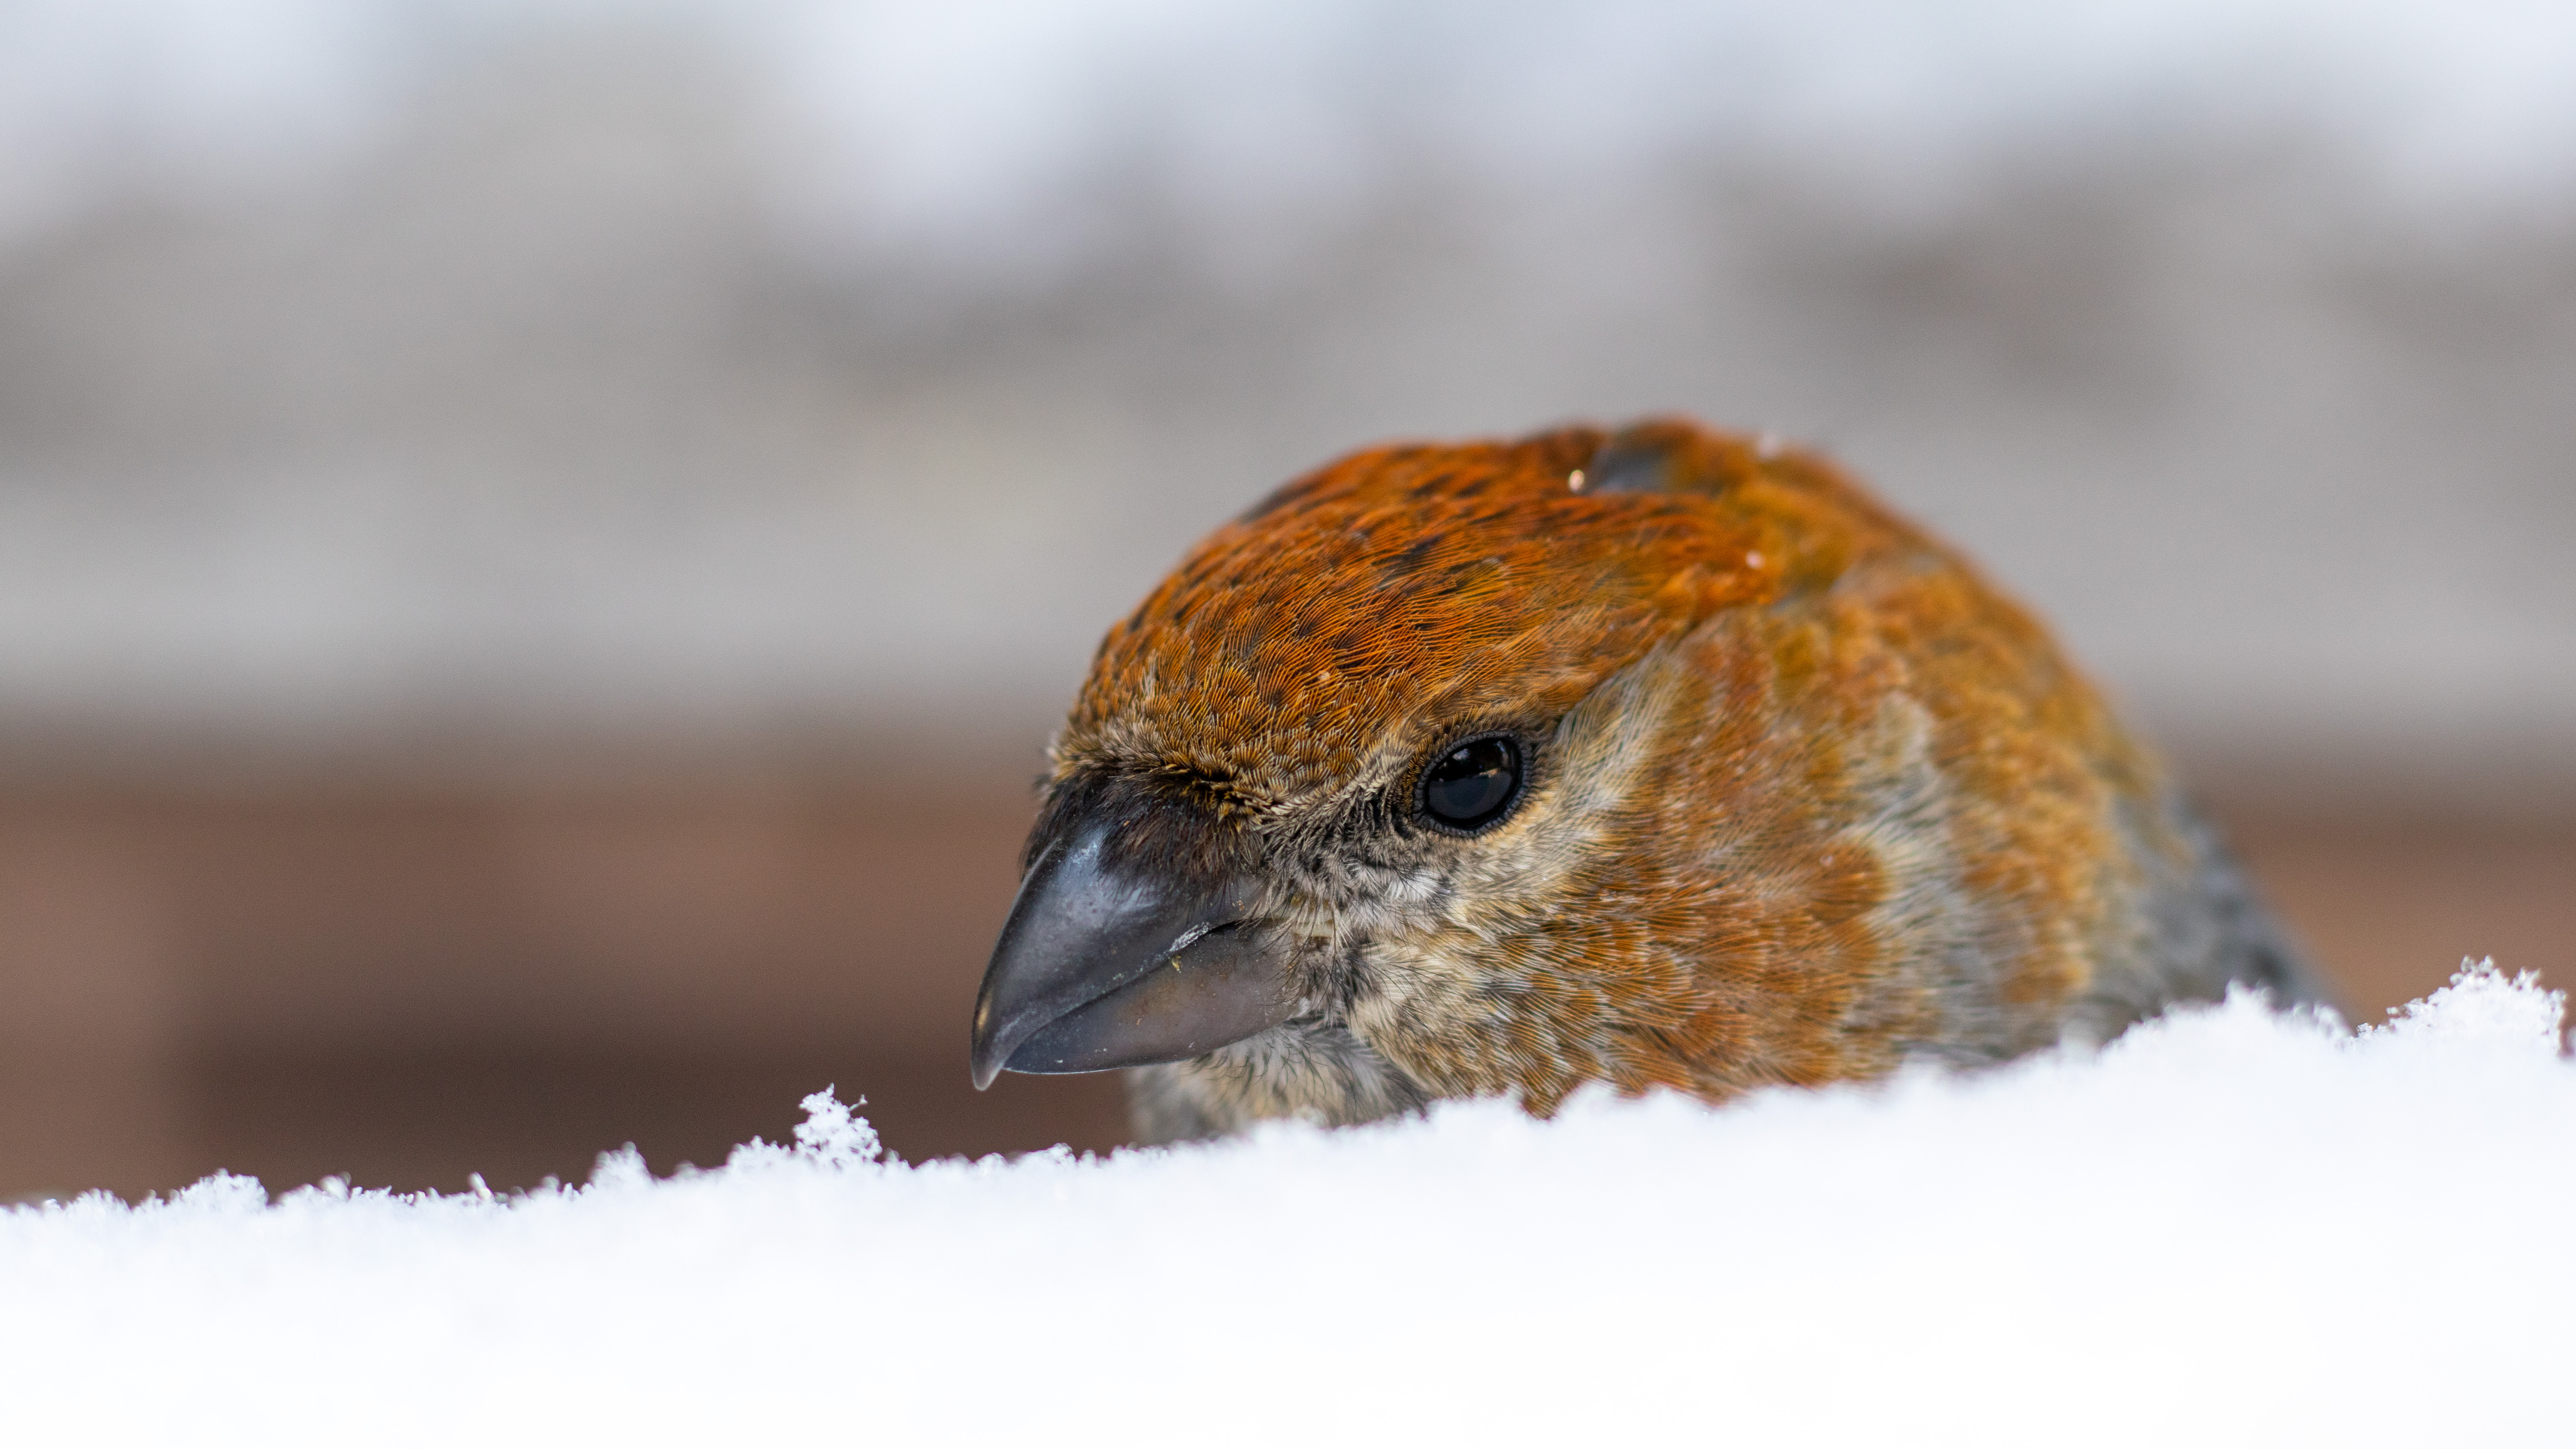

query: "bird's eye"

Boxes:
[1419, 735, 1522, 832]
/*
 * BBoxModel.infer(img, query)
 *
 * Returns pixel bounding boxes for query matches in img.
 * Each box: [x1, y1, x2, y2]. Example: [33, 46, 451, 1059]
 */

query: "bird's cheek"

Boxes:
[1340, 939, 1520, 1096]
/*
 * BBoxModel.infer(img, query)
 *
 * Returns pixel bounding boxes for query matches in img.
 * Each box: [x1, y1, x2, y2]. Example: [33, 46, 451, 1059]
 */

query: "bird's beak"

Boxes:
[969, 811, 1302, 1090]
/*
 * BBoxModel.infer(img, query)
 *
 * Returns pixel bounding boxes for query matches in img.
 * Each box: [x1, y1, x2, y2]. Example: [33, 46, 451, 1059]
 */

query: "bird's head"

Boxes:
[970, 417, 2103, 1121]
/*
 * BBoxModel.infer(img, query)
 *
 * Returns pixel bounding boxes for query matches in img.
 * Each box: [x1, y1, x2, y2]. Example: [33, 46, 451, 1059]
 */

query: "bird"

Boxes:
[969, 417, 2326, 1143]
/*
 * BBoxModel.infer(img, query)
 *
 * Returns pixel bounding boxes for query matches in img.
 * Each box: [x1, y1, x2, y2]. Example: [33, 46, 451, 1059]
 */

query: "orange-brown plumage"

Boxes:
[972, 418, 2321, 1139]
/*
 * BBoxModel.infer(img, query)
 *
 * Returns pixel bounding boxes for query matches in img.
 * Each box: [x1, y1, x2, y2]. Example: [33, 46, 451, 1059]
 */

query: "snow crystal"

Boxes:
[1, 961, 2569, 1445]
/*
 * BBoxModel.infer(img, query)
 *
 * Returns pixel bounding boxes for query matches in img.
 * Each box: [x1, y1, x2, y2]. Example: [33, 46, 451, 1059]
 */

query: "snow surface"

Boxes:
[2, 963, 2568, 1444]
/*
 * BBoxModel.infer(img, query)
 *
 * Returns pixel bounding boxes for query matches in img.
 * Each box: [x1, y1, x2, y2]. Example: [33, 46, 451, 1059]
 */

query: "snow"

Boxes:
[3, 962, 2568, 1444]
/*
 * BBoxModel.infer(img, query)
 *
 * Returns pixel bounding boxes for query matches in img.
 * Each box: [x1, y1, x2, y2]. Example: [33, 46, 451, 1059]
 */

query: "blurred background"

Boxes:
[0, 0, 2570, 1199]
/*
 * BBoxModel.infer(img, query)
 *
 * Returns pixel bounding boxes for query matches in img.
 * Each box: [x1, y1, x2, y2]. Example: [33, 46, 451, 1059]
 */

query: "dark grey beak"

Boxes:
[969, 811, 1302, 1090]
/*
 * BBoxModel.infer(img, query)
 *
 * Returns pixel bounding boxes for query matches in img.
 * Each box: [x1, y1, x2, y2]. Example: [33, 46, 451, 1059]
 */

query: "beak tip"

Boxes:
[968, 1033, 1005, 1091]
[968, 990, 1005, 1089]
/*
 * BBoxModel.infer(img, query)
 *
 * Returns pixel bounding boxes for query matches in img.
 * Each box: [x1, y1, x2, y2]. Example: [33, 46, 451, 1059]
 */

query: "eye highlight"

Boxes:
[1418, 735, 1523, 833]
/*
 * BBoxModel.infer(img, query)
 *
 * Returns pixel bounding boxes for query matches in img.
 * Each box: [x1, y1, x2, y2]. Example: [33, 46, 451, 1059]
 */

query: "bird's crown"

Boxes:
[1057, 417, 1912, 810]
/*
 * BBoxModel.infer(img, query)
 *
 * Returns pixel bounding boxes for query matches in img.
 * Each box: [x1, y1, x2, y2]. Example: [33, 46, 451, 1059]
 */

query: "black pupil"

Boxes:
[1424, 737, 1520, 828]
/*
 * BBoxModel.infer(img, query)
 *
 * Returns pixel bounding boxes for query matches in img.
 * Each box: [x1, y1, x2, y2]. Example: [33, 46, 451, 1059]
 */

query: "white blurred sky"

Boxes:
[0, 0, 2570, 790]
[8, 0, 2576, 250]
